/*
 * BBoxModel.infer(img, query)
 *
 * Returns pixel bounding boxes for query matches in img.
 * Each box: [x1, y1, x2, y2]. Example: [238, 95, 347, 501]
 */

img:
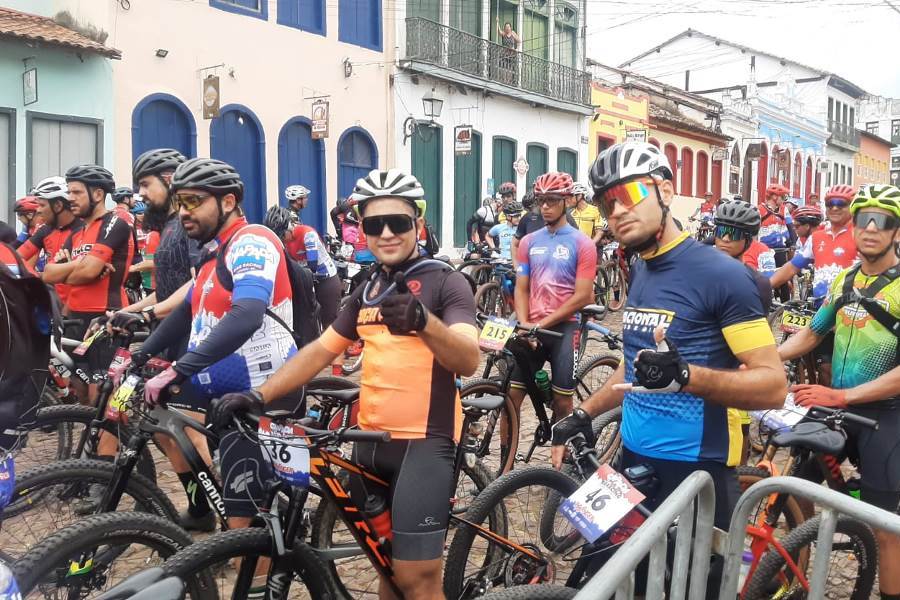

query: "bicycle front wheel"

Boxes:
[163, 527, 335, 600]
[460, 378, 519, 478]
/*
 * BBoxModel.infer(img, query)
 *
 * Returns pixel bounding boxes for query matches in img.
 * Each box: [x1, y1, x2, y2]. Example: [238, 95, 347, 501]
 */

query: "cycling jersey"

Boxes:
[0, 244, 32, 276]
[741, 239, 776, 279]
[790, 224, 857, 305]
[19, 219, 81, 303]
[154, 214, 201, 302]
[341, 221, 375, 263]
[285, 224, 338, 278]
[467, 205, 498, 241]
[319, 259, 477, 441]
[758, 204, 790, 249]
[63, 212, 135, 312]
[570, 203, 604, 238]
[515, 224, 597, 323]
[184, 218, 297, 398]
[141, 231, 160, 290]
[487, 223, 516, 260]
[621, 232, 774, 466]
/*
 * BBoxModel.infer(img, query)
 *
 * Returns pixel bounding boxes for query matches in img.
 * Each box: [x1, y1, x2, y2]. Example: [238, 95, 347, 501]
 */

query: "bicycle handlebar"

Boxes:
[238, 411, 392, 443]
[475, 312, 563, 338]
[809, 406, 879, 430]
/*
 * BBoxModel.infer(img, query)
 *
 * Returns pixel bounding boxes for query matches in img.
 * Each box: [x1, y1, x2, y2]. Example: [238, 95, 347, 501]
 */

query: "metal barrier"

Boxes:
[719, 475, 900, 600]
[574, 471, 717, 600]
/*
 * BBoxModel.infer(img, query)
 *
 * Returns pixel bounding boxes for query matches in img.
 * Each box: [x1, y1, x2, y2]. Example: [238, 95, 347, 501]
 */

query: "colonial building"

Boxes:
[859, 96, 900, 187]
[854, 129, 894, 187]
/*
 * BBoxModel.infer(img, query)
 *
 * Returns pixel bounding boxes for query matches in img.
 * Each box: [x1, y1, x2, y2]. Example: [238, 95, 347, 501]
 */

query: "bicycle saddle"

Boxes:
[96, 567, 181, 600]
[462, 394, 505, 411]
[771, 421, 846, 455]
[581, 304, 607, 319]
[307, 388, 360, 404]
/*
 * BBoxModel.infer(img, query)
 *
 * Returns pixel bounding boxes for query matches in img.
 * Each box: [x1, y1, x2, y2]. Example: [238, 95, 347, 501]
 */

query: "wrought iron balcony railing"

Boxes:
[405, 17, 590, 106]
[827, 119, 861, 148]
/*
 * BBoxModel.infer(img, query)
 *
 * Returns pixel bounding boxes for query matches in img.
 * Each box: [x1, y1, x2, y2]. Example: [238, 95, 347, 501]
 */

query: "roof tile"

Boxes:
[0, 6, 121, 59]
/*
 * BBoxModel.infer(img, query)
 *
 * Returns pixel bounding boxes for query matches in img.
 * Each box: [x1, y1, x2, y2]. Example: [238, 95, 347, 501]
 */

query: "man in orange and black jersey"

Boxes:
[19, 176, 81, 305]
[211, 169, 480, 600]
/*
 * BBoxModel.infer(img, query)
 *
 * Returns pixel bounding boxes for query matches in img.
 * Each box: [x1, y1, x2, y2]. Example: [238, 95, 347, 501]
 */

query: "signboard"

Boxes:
[202, 75, 220, 119]
[312, 99, 329, 140]
[746, 142, 763, 160]
[625, 129, 647, 143]
[711, 148, 729, 161]
[730, 164, 740, 175]
[23, 68, 37, 106]
[513, 156, 529, 176]
[454, 125, 473, 155]
[486, 178, 494, 195]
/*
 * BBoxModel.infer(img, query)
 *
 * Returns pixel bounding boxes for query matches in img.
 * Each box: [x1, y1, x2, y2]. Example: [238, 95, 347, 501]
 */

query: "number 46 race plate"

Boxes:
[559, 464, 645, 543]
[258, 417, 310, 489]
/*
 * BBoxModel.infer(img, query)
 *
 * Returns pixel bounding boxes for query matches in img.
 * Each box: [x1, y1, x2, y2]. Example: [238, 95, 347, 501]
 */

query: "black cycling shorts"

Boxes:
[65, 311, 113, 382]
[218, 428, 276, 518]
[510, 320, 579, 396]
[812, 331, 834, 365]
[348, 437, 456, 561]
[316, 274, 342, 330]
[843, 402, 900, 513]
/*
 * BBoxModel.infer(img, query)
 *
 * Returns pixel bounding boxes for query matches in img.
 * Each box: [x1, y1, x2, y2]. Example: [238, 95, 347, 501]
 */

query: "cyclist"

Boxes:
[498, 180, 517, 206]
[759, 183, 792, 301]
[778, 184, 900, 600]
[512, 190, 577, 269]
[487, 201, 522, 260]
[210, 168, 479, 600]
[13, 196, 42, 248]
[341, 203, 376, 265]
[552, 142, 786, 532]
[692, 191, 717, 220]
[467, 196, 500, 244]
[113, 186, 137, 221]
[713, 200, 774, 310]
[284, 184, 310, 220]
[18, 177, 81, 303]
[570, 181, 605, 246]
[792, 204, 823, 249]
[510, 171, 596, 426]
[329, 197, 351, 236]
[135, 158, 300, 538]
[264, 205, 341, 328]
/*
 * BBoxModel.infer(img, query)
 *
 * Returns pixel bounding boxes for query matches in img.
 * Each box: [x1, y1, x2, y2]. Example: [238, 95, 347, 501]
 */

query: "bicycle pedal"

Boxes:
[515, 453, 526, 462]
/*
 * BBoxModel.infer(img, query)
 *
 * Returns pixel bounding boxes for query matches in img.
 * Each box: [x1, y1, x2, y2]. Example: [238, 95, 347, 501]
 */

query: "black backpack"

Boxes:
[215, 227, 322, 348]
[0, 242, 59, 382]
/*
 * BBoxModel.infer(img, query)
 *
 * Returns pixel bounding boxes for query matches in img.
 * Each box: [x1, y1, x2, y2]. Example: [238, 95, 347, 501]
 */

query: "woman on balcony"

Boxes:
[496, 17, 520, 84]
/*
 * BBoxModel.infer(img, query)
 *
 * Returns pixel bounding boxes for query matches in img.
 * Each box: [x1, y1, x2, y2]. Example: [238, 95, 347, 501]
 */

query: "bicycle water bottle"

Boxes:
[737, 540, 753, 589]
[534, 370, 552, 406]
[364, 495, 393, 543]
[0, 562, 20, 600]
[847, 476, 862, 500]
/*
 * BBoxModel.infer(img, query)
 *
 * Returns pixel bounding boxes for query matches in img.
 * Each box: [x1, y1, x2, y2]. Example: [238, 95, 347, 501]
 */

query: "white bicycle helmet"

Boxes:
[589, 142, 673, 196]
[285, 185, 310, 201]
[31, 176, 70, 202]
[350, 168, 426, 216]
[572, 182, 591, 198]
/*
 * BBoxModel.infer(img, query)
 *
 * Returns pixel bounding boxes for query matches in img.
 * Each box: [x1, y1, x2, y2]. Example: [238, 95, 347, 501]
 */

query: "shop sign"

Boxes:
[202, 76, 220, 119]
[454, 125, 472, 155]
[312, 100, 329, 140]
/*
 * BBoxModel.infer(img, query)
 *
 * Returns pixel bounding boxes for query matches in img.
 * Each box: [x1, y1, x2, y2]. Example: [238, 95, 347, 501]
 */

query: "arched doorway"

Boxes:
[711, 158, 723, 201]
[757, 141, 769, 204]
[664, 144, 678, 193]
[278, 117, 326, 233]
[793, 152, 802, 198]
[210, 104, 266, 224]
[680, 147, 694, 197]
[337, 127, 378, 203]
[804, 157, 813, 201]
[455, 131, 482, 246]
[131, 93, 196, 162]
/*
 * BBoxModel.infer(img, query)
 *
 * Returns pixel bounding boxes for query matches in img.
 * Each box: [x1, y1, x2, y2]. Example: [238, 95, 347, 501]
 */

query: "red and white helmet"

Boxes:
[825, 184, 855, 202]
[533, 172, 574, 196]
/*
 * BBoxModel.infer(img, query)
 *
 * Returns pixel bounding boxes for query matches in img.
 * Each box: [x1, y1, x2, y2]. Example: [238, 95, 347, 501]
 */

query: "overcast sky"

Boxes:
[585, 0, 900, 98]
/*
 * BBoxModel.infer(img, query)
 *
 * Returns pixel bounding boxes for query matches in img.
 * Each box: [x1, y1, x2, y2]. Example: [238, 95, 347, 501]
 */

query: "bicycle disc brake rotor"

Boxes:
[504, 543, 553, 586]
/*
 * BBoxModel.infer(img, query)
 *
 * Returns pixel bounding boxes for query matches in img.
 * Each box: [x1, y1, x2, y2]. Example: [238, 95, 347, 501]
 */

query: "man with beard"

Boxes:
[779, 184, 900, 600]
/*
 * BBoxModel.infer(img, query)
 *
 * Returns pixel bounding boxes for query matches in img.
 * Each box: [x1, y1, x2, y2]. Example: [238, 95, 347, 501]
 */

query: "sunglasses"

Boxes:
[173, 193, 212, 212]
[536, 195, 567, 207]
[825, 199, 849, 209]
[714, 224, 753, 241]
[361, 214, 415, 237]
[853, 210, 900, 231]
[598, 181, 652, 218]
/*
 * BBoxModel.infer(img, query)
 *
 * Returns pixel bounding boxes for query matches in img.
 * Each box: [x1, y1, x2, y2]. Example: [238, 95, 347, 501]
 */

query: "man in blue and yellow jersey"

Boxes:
[551, 142, 786, 530]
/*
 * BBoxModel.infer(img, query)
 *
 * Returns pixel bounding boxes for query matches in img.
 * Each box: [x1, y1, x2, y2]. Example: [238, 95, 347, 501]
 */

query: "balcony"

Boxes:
[827, 119, 860, 150]
[404, 17, 591, 113]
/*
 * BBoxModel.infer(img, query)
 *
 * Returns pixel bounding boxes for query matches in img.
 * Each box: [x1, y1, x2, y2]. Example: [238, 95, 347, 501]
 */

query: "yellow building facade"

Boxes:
[588, 82, 650, 163]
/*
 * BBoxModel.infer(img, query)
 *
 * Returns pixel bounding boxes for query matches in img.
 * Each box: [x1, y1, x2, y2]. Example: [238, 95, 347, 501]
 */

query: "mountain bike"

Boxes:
[474, 259, 515, 319]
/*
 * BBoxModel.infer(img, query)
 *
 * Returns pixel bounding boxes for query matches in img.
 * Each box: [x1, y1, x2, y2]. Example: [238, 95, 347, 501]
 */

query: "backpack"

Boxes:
[0, 242, 58, 382]
[215, 227, 322, 348]
[420, 224, 441, 257]
[833, 264, 900, 339]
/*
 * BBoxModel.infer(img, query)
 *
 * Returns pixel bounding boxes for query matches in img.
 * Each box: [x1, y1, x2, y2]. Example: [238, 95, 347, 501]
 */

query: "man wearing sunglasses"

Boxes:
[713, 200, 774, 309]
[779, 184, 900, 599]
[551, 142, 786, 533]
[212, 169, 480, 600]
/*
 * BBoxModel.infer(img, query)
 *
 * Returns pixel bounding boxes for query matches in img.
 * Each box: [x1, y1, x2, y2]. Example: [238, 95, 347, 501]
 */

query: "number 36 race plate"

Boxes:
[478, 317, 516, 351]
[559, 464, 645, 543]
[258, 417, 310, 488]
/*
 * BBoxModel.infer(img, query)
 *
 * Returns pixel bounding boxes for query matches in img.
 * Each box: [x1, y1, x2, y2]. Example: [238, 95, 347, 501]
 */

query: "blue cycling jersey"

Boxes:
[620, 232, 775, 466]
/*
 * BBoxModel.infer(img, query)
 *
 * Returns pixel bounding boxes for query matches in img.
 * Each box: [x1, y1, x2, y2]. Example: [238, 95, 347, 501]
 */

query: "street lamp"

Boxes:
[422, 90, 443, 122]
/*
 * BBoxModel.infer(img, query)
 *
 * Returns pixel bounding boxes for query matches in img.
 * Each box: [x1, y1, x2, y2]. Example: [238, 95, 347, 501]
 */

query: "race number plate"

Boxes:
[73, 330, 103, 356]
[258, 417, 310, 488]
[559, 464, 645, 543]
[347, 262, 362, 277]
[107, 373, 138, 422]
[478, 317, 516, 351]
[780, 310, 811, 334]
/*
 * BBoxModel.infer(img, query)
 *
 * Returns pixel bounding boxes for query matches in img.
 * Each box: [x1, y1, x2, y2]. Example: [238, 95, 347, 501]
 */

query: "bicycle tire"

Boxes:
[309, 460, 495, 599]
[744, 514, 877, 600]
[1, 458, 178, 561]
[573, 354, 621, 407]
[460, 378, 519, 478]
[307, 376, 359, 390]
[443, 466, 581, 599]
[593, 267, 610, 309]
[163, 527, 336, 600]
[604, 262, 626, 312]
[475, 282, 510, 319]
[480, 583, 578, 600]
[12, 511, 211, 598]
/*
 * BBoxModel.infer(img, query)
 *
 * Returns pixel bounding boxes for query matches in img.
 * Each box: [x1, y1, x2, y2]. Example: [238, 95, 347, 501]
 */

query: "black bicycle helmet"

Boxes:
[170, 158, 244, 202]
[521, 191, 535, 210]
[65, 164, 116, 194]
[589, 143, 673, 196]
[503, 201, 523, 216]
[264, 205, 295, 238]
[113, 186, 134, 204]
[715, 199, 761, 235]
[133, 148, 187, 182]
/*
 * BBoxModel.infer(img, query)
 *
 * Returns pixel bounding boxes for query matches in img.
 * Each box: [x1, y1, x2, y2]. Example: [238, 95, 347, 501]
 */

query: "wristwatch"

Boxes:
[141, 305, 158, 324]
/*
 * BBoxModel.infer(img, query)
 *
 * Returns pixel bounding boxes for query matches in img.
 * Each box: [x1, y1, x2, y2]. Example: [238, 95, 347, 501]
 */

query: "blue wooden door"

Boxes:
[338, 129, 377, 204]
[132, 95, 195, 161]
[278, 119, 325, 233]
[210, 106, 266, 224]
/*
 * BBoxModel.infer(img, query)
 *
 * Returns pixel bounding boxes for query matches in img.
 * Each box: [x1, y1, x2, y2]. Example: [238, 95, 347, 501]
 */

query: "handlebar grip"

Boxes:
[839, 411, 879, 430]
[587, 322, 613, 337]
[340, 429, 392, 443]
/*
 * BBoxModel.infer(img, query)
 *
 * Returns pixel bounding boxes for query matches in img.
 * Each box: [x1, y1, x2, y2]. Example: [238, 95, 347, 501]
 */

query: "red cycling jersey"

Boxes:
[0, 244, 35, 276]
[19, 219, 82, 303]
[63, 212, 135, 312]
